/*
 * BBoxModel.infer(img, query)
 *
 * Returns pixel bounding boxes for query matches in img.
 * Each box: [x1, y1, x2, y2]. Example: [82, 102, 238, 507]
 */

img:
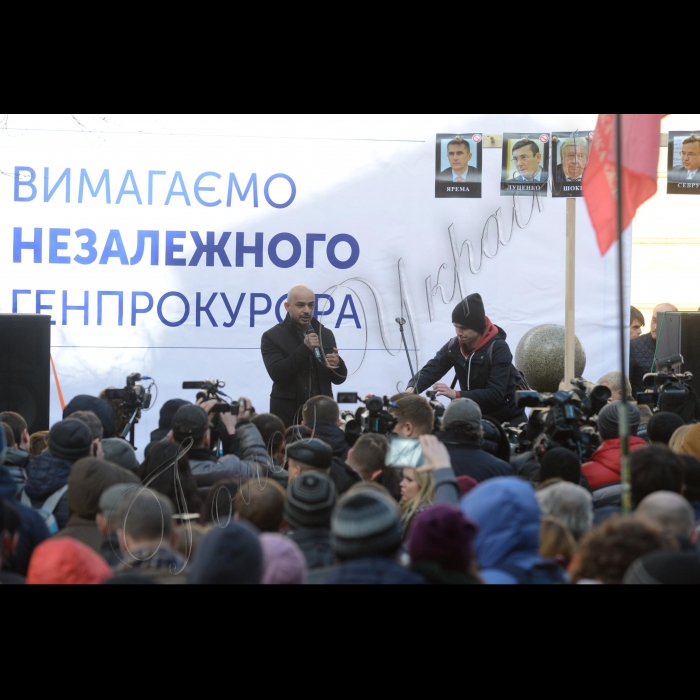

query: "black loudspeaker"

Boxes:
[655, 312, 700, 387]
[0, 314, 51, 435]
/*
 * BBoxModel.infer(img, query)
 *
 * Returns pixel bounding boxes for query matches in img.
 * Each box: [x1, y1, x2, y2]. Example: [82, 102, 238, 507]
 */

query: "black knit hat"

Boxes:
[64, 395, 116, 439]
[285, 472, 336, 529]
[49, 419, 93, 463]
[623, 551, 700, 584]
[171, 405, 209, 442]
[331, 489, 402, 560]
[188, 520, 263, 584]
[286, 438, 333, 470]
[452, 293, 486, 333]
[597, 401, 641, 441]
[540, 447, 581, 485]
[159, 399, 191, 431]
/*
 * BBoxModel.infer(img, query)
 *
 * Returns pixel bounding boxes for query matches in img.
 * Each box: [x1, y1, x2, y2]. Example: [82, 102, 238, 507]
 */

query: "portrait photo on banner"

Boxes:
[500, 133, 549, 197]
[434, 133, 482, 199]
[667, 130, 700, 194]
[550, 131, 592, 198]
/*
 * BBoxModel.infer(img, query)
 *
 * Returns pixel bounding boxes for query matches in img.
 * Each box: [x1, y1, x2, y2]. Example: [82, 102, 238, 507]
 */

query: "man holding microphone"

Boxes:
[261, 285, 347, 429]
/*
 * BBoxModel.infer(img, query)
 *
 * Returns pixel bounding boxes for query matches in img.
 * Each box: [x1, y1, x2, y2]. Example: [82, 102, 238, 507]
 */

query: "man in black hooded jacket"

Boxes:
[406, 293, 524, 425]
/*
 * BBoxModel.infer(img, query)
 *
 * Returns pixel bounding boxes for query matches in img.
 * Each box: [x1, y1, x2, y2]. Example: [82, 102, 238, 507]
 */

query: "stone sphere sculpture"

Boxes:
[514, 324, 586, 393]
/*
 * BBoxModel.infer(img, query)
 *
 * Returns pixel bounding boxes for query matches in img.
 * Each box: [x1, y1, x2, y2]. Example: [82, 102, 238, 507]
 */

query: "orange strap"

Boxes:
[50, 354, 66, 411]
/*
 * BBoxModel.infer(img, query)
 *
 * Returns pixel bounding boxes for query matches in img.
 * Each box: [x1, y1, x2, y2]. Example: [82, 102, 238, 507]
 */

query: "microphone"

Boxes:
[395, 317, 406, 326]
[305, 322, 323, 362]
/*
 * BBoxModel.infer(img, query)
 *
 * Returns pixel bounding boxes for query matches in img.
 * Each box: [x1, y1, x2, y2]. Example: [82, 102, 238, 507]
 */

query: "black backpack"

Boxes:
[450, 342, 531, 391]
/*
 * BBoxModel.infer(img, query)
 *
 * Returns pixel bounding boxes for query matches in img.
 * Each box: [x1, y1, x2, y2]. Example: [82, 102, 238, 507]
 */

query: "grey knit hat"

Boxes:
[331, 489, 402, 560]
[443, 398, 482, 430]
[101, 438, 140, 472]
[285, 472, 336, 529]
[597, 401, 641, 441]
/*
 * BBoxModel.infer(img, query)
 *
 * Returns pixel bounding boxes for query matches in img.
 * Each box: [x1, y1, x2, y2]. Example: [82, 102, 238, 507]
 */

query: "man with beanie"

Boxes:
[284, 472, 336, 570]
[437, 398, 513, 482]
[20, 419, 94, 531]
[55, 457, 139, 552]
[100, 437, 140, 472]
[582, 401, 648, 506]
[323, 488, 425, 584]
[189, 519, 263, 584]
[408, 503, 481, 584]
[150, 398, 191, 443]
[405, 293, 524, 424]
[63, 395, 116, 439]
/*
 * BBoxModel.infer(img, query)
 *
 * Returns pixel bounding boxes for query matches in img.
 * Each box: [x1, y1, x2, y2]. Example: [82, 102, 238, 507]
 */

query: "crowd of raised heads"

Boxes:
[2, 371, 700, 585]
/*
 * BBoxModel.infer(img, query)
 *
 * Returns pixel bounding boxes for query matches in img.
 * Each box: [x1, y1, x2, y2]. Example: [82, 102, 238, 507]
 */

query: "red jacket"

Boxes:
[582, 437, 649, 490]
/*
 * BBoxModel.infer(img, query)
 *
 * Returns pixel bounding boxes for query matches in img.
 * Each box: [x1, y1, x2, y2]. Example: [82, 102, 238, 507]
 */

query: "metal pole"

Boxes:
[616, 114, 631, 515]
[565, 198, 576, 387]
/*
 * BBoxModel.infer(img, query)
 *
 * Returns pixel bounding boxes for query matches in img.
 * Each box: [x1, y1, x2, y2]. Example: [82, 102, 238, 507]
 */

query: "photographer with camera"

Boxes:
[629, 302, 677, 396]
[404, 293, 525, 425]
[169, 400, 269, 490]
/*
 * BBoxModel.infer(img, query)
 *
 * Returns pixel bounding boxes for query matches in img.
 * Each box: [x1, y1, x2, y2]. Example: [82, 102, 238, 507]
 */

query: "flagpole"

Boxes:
[565, 198, 576, 387]
[616, 114, 631, 515]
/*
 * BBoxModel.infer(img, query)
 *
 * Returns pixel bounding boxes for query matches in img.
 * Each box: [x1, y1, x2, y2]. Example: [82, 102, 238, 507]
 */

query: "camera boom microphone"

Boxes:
[305, 322, 323, 362]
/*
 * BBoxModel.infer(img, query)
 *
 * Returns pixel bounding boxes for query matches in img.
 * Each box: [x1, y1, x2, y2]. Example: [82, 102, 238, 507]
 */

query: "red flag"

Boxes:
[583, 114, 668, 255]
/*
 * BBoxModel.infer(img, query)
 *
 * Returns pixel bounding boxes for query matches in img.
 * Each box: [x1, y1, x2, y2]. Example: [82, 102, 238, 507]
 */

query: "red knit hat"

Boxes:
[26, 537, 113, 584]
[408, 503, 478, 573]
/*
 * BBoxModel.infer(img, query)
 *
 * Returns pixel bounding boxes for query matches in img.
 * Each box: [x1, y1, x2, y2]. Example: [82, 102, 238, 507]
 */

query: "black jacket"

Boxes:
[0, 467, 50, 575]
[309, 421, 349, 462]
[261, 315, 347, 429]
[629, 332, 656, 396]
[437, 431, 514, 482]
[324, 557, 425, 584]
[408, 327, 521, 423]
[22, 453, 72, 531]
[287, 527, 335, 570]
[330, 457, 362, 496]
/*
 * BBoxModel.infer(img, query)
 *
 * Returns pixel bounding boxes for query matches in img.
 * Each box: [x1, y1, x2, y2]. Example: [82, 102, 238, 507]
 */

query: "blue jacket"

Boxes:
[22, 453, 72, 531]
[0, 467, 50, 575]
[324, 557, 425, 585]
[460, 477, 563, 584]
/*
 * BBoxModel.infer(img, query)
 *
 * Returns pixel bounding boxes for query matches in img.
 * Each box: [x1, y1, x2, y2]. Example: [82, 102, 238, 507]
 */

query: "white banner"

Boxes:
[0, 114, 630, 454]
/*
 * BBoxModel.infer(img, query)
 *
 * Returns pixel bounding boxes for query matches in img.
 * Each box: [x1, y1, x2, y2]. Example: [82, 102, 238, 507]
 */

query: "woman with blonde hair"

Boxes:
[399, 468, 435, 536]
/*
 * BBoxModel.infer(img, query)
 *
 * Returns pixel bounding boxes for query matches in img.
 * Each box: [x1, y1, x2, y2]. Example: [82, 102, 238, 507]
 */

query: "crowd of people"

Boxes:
[2, 295, 700, 584]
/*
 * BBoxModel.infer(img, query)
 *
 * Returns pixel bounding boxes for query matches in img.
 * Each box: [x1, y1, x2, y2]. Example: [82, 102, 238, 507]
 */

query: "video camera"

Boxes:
[337, 393, 398, 439]
[104, 373, 155, 446]
[182, 379, 241, 414]
[425, 390, 446, 431]
[104, 373, 153, 412]
[637, 354, 700, 422]
[513, 378, 611, 460]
